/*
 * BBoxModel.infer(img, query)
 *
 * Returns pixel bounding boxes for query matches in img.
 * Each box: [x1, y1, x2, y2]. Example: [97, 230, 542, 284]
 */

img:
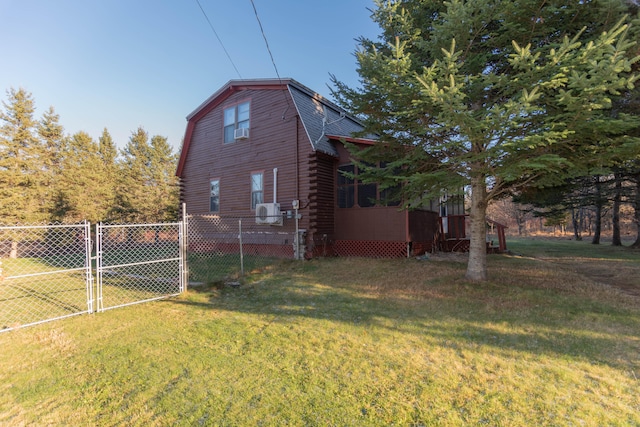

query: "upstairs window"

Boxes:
[223, 101, 250, 143]
[209, 179, 220, 212]
[251, 172, 263, 209]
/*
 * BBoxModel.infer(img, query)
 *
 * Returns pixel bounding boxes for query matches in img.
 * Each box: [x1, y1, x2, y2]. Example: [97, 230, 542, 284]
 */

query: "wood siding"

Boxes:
[334, 207, 408, 241]
[408, 209, 439, 253]
[180, 88, 314, 236]
[308, 151, 336, 252]
[179, 81, 444, 258]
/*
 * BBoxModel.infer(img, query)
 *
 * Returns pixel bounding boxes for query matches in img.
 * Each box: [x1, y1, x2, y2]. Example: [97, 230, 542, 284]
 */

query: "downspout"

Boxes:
[273, 168, 278, 203]
[295, 115, 300, 200]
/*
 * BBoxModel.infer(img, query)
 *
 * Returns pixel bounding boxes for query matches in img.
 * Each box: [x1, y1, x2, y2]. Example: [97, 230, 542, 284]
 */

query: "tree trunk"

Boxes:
[632, 173, 640, 248]
[465, 176, 488, 282]
[592, 176, 602, 244]
[516, 213, 524, 236]
[10, 240, 18, 259]
[612, 172, 622, 246]
[591, 206, 601, 244]
[571, 209, 582, 241]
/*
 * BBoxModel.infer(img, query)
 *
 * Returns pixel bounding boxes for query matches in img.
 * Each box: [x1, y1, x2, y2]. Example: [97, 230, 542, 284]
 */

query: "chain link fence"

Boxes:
[1, 212, 300, 332]
[96, 222, 184, 312]
[0, 222, 93, 332]
[186, 214, 299, 285]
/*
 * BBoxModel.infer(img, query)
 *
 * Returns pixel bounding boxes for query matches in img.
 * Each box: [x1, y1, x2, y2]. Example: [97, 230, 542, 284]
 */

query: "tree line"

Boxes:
[0, 87, 179, 225]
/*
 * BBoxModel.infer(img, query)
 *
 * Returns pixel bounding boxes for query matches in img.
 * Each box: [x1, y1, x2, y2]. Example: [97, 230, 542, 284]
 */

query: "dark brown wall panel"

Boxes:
[335, 207, 407, 241]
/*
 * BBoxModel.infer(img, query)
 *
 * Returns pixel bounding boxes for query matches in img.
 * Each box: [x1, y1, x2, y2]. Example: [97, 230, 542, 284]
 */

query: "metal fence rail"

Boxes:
[0, 222, 93, 332]
[96, 222, 184, 312]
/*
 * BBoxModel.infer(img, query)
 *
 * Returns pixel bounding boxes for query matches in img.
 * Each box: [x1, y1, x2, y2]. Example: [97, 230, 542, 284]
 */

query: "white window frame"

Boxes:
[210, 179, 220, 213]
[223, 101, 250, 144]
[251, 172, 263, 210]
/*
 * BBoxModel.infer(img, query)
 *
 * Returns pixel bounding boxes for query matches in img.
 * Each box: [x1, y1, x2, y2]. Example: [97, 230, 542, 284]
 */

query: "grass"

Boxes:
[187, 253, 285, 283]
[1, 238, 639, 425]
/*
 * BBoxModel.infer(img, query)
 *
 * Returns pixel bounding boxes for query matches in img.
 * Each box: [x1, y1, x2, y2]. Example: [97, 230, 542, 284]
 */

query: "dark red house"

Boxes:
[176, 78, 466, 258]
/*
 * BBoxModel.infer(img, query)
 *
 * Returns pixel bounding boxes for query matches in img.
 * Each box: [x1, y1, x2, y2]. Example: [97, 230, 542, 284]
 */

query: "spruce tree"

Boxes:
[0, 87, 46, 224]
[54, 131, 111, 223]
[333, 0, 639, 281]
[37, 106, 66, 220]
[114, 127, 178, 222]
[97, 128, 119, 222]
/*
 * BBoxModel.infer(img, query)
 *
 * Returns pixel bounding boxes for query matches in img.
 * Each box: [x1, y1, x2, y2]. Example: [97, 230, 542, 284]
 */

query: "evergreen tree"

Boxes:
[148, 135, 179, 221]
[98, 128, 118, 167]
[0, 87, 46, 224]
[53, 131, 112, 223]
[333, 0, 639, 281]
[37, 106, 66, 219]
[97, 128, 119, 221]
[113, 127, 178, 222]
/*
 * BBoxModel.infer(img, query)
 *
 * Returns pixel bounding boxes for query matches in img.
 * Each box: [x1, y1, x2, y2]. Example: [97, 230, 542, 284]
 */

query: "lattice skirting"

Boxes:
[333, 240, 408, 258]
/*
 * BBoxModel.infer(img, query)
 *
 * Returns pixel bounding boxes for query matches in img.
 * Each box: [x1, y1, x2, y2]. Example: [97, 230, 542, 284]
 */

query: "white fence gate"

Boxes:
[1, 221, 185, 332]
[0, 222, 94, 331]
[96, 222, 185, 312]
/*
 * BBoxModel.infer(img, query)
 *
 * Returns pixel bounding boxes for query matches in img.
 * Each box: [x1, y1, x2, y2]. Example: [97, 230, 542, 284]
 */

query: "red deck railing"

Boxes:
[438, 215, 507, 252]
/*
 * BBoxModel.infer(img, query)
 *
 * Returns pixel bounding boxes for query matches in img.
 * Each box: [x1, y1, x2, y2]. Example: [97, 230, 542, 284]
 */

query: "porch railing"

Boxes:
[438, 215, 507, 252]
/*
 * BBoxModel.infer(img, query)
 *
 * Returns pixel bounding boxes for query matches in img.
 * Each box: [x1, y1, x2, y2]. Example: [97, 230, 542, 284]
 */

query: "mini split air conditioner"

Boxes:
[255, 203, 283, 225]
[234, 127, 249, 140]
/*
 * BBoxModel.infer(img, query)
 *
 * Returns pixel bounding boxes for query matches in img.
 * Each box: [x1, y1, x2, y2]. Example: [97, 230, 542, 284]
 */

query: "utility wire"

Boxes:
[249, 0, 282, 81]
[249, 0, 291, 117]
[195, 0, 242, 79]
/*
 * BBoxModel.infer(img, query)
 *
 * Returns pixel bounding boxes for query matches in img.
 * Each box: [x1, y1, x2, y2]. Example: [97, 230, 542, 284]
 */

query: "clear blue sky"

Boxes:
[0, 0, 380, 151]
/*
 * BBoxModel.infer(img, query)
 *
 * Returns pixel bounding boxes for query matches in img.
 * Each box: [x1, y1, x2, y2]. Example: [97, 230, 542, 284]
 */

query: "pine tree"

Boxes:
[113, 127, 178, 222]
[53, 131, 112, 223]
[37, 106, 66, 219]
[333, 0, 639, 281]
[0, 87, 46, 224]
[97, 128, 119, 222]
[148, 135, 179, 221]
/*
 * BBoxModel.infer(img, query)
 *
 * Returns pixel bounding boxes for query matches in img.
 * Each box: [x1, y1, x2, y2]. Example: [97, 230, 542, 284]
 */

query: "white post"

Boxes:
[239, 219, 244, 276]
[181, 202, 188, 291]
[273, 168, 278, 203]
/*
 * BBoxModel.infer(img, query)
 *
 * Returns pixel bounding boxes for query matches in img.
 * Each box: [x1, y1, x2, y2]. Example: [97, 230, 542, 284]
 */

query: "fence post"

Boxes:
[84, 221, 94, 313]
[95, 222, 103, 313]
[293, 200, 302, 260]
[238, 219, 244, 276]
[181, 203, 188, 292]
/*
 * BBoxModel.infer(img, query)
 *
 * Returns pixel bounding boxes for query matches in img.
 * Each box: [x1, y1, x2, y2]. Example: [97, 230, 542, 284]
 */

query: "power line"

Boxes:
[249, 0, 291, 117]
[195, 0, 242, 79]
[249, 0, 283, 82]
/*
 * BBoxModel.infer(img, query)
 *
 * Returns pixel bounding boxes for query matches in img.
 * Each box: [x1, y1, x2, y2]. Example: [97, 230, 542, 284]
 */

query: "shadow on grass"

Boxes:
[168, 257, 640, 371]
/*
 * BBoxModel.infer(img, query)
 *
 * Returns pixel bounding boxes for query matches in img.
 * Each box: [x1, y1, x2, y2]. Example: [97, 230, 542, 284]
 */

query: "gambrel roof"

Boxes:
[176, 78, 376, 176]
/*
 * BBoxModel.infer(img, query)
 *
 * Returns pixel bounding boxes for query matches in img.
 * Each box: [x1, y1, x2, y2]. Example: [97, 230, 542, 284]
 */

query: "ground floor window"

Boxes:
[251, 172, 263, 209]
[337, 164, 355, 208]
[210, 179, 220, 212]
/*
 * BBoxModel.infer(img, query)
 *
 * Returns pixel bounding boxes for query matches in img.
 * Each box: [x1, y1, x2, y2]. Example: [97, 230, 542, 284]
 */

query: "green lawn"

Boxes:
[1, 239, 638, 426]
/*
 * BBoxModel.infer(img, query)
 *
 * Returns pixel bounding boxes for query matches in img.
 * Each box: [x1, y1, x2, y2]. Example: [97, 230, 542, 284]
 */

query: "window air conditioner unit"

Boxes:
[255, 203, 283, 225]
[234, 127, 249, 140]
